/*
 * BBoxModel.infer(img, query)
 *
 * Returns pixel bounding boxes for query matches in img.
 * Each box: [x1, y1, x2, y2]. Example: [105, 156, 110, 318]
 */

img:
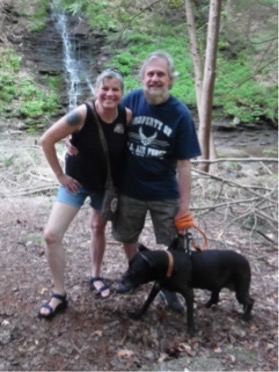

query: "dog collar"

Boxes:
[165, 250, 174, 278]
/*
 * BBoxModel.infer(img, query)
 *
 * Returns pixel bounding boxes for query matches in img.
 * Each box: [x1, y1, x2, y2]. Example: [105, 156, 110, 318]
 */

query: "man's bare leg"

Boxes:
[123, 243, 138, 261]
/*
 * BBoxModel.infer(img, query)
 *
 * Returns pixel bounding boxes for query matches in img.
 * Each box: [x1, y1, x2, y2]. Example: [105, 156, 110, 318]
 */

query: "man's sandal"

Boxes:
[89, 277, 110, 299]
[38, 293, 68, 319]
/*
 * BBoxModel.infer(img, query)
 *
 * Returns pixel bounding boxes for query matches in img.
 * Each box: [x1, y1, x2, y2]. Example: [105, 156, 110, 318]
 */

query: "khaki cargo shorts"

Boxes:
[112, 195, 179, 245]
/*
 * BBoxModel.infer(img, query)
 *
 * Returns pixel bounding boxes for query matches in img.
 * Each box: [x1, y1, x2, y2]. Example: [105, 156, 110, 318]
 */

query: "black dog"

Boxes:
[120, 238, 254, 336]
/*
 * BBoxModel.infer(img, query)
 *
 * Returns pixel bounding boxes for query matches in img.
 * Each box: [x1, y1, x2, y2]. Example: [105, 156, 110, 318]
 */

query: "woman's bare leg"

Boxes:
[39, 201, 80, 315]
[89, 209, 110, 297]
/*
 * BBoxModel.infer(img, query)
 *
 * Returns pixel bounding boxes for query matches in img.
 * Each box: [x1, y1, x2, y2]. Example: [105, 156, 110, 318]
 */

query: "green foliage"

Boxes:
[60, 1, 83, 15]
[60, 0, 117, 30]
[0, 49, 59, 127]
[0, 61, 18, 104]
[30, 21, 46, 32]
[0, 75, 18, 102]
[169, 0, 184, 9]
[19, 101, 44, 118]
[0, 50, 21, 72]
[40, 75, 63, 90]
[85, 2, 117, 30]
[43, 93, 59, 112]
[19, 80, 39, 98]
[17, 80, 59, 119]
[24, 0, 50, 32]
[214, 60, 278, 123]
[126, 33, 150, 44]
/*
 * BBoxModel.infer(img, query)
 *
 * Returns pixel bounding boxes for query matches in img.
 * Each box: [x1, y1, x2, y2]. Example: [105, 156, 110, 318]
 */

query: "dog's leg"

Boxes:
[235, 290, 254, 321]
[205, 289, 220, 308]
[234, 275, 254, 321]
[242, 298, 254, 321]
[182, 288, 195, 336]
[128, 282, 161, 320]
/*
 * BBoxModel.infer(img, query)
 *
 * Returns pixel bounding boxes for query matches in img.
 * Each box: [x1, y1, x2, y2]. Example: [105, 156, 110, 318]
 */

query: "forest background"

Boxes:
[0, 0, 278, 131]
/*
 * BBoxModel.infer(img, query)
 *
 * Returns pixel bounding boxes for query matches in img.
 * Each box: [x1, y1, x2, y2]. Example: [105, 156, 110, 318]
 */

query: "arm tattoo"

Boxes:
[65, 111, 82, 127]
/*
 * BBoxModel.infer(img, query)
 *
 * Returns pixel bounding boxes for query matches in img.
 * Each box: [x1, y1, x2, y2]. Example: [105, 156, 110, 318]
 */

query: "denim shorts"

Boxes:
[112, 195, 179, 245]
[56, 185, 104, 210]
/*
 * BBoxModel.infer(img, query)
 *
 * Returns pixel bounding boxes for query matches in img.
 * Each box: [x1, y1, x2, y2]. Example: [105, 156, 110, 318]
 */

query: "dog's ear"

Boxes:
[138, 243, 150, 252]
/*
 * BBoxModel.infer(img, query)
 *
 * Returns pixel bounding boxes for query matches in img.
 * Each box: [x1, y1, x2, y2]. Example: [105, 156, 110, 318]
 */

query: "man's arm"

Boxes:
[176, 159, 192, 217]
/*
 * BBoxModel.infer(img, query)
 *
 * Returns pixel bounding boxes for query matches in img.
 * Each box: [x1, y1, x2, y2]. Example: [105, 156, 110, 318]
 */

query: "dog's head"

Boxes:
[120, 253, 153, 290]
[121, 244, 168, 289]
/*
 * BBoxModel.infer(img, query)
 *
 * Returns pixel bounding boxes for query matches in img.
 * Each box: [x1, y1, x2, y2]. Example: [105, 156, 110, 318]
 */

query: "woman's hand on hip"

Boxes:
[57, 173, 80, 193]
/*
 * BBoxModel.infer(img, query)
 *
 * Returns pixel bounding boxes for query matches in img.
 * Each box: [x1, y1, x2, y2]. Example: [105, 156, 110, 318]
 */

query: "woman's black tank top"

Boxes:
[65, 102, 128, 193]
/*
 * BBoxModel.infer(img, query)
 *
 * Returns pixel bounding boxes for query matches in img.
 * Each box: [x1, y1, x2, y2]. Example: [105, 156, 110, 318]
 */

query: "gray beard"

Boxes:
[144, 88, 169, 105]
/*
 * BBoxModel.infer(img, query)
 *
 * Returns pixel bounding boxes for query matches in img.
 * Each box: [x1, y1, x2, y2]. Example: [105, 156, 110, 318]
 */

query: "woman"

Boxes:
[38, 69, 131, 319]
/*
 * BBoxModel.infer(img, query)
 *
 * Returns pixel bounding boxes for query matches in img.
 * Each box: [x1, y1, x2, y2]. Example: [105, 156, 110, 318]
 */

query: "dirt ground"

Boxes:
[0, 130, 278, 371]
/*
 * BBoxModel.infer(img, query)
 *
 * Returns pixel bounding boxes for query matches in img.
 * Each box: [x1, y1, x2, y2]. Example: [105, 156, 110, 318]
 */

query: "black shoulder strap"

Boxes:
[90, 100, 113, 188]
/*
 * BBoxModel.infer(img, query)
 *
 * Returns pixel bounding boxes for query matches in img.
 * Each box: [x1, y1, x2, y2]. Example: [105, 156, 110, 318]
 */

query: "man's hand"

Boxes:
[175, 210, 193, 235]
[65, 138, 78, 156]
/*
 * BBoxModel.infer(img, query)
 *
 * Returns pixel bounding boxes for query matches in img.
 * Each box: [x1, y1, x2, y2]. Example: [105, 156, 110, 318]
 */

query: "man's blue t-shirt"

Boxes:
[121, 89, 201, 200]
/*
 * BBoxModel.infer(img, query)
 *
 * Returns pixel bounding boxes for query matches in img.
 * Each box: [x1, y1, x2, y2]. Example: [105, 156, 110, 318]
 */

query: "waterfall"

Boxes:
[51, 0, 95, 110]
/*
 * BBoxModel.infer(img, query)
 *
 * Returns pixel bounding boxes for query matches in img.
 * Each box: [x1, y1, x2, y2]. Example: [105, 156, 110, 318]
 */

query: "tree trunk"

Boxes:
[198, 0, 222, 172]
[184, 0, 203, 110]
[185, 0, 221, 172]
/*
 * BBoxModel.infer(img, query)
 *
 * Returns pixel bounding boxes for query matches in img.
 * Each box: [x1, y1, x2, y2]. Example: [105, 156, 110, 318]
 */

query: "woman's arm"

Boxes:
[39, 105, 86, 192]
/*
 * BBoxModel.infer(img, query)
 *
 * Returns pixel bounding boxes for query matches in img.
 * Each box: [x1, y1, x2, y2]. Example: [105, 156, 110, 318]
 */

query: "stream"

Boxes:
[212, 124, 278, 158]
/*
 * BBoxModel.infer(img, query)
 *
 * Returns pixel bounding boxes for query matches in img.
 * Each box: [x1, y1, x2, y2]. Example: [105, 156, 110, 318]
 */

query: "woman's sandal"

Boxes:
[38, 293, 68, 320]
[89, 277, 110, 299]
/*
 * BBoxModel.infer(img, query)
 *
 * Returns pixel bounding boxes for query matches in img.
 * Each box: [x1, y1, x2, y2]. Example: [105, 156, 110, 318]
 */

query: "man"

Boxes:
[113, 51, 201, 312]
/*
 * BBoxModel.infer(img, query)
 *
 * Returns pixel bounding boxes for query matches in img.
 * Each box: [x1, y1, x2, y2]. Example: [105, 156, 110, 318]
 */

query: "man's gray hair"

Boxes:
[95, 69, 124, 92]
[139, 51, 179, 83]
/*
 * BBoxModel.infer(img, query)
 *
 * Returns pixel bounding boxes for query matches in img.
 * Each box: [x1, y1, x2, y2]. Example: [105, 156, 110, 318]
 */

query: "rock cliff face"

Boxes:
[19, 16, 106, 107]
[0, 0, 108, 109]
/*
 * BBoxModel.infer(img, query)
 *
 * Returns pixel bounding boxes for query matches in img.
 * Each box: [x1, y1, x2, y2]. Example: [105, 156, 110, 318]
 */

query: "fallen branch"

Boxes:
[192, 157, 278, 163]
[0, 144, 277, 249]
